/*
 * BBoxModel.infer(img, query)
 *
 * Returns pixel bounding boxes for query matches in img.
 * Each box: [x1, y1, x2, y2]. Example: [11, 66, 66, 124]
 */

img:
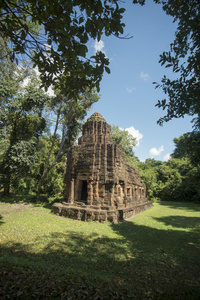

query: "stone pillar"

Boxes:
[110, 183, 115, 207]
[96, 144, 101, 168]
[94, 179, 99, 201]
[87, 181, 93, 205]
[92, 121, 95, 143]
[124, 181, 127, 206]
[134, 186, 138, 200]
[99, 121, 102, 144]
[104, 145, 107, 182]
[112, 144, 115, 168]
[139, 188, 141, 199]
[102, 184, 105, 205]
[68, 178, 74, 204]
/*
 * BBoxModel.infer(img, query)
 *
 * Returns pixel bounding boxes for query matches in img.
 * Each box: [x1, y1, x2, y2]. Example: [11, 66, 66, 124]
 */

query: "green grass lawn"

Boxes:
[0, 198, 200, 299]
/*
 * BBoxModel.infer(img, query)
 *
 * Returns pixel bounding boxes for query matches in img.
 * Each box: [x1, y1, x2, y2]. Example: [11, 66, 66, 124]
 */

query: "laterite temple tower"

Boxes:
[52, 112, 152, 222]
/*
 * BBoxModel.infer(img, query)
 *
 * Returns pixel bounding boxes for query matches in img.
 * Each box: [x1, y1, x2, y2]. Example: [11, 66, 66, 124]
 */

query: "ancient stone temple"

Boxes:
[52, 112, 152, 222]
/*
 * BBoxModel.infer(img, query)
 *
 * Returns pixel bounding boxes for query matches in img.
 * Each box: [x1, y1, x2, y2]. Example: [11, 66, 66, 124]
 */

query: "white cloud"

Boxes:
[163, 153, 171, 161]
[125, 126, 143, 146]
[94, 39, 105, 53]
[21, 66, 55, 96]
[140, 71, 149, 81]
[149, 145, 164, 157]
[46, 85, 55, 97]
[21, 76, 30, 87]
[126, 87, 136, 93]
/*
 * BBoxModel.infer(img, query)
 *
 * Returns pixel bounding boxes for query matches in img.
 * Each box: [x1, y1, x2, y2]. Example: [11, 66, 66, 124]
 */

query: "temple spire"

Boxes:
[78, 112, 112, 145]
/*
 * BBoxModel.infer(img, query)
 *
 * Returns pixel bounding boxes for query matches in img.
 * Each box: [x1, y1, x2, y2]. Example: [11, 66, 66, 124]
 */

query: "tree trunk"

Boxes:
[36, 108, 67, 197]
[36, 163, 56, 197]
[37, 169, 49, 197]
[3, 185, 10, 195]
[3, 175, 11, 195]
[2, 121, 17, 196]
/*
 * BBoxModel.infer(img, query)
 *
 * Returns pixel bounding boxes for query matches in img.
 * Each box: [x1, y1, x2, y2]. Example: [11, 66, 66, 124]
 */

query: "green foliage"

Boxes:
[111, 125, 137, 156]
[134, 0, 200, 203]
[36, 87, 100, 196]
[33, 134, 65, 195]
[111, 125, 139, 169]
[134, 0, 200, 129]
[139, 159, 161, 199]
[0, 0, 126, 95]
[140, 156, 200, 203]
[0, 56, 51, 194]
[171, 131, 200, 166]
[0, 35, 100, 196]
[43, 161, 65, 195]
[10, 134, 64, 195]
[61, 87, 100, 149]
[154, 0, 200, 129]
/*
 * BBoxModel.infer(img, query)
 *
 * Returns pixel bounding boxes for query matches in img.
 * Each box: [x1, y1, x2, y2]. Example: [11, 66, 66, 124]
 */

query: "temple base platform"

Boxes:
[52, 200, 153, 223]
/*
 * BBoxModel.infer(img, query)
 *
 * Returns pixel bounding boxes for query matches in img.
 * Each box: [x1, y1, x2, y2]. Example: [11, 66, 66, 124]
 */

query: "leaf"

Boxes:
[105, 66, 110, 74]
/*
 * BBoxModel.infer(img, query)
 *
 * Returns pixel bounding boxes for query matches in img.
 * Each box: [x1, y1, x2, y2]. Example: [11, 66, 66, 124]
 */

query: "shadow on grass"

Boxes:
[153, 216, 200, 232]
[0, 214, 4, 225]
[158, 200, 200, 212]
[1, 220, 200, 299]
[0, 192, 63, 210]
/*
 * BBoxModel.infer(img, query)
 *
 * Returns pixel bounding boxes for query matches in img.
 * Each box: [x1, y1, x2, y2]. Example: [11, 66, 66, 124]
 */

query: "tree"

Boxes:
[111, 125, 139, 169]
[0, 68, 50, 195]
[170, 132, 200, 202]
[0, 36, 101, 196]
[171, 131, 200, 167]
[139, 157, 200, 202]
[133, 0, 200, 129]
[163, 158, 200, 202]
[139, 159, 163, 199]
[0, 0, 126, 96]
[111, 125, 136, 156]
[139, 164, 158, 200]
[26, 134, 66, 196]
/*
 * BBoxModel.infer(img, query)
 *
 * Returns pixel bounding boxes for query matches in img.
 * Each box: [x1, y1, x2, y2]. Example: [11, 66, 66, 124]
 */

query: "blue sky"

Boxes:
[85, 0, 194, 162]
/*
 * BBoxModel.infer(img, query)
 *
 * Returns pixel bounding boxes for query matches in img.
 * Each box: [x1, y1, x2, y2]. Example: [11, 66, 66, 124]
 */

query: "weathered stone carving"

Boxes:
[52, 112, 152, 222]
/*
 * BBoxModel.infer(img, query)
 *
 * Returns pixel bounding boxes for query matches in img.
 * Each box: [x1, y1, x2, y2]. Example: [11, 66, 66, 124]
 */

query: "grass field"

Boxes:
[0, 197, 200, 299]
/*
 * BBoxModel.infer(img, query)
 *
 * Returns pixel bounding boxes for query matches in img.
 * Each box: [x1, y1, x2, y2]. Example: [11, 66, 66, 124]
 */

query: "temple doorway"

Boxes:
[81, 180, 87, 201]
